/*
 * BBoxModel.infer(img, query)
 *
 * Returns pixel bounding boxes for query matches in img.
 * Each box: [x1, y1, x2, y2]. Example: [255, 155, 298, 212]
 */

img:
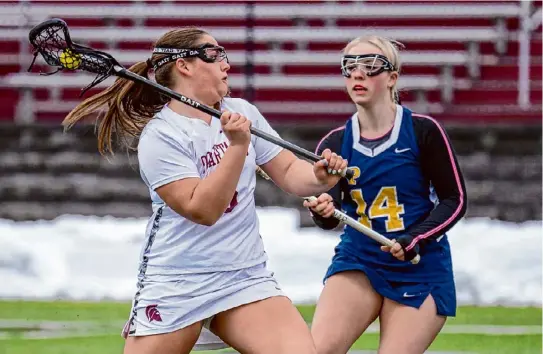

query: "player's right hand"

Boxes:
[220, 111, 251, 147]
[303, 193, 335, 218]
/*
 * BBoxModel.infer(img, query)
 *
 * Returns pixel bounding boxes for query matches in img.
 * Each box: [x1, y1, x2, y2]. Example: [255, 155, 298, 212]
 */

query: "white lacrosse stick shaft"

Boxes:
[305, 196, 420, 265]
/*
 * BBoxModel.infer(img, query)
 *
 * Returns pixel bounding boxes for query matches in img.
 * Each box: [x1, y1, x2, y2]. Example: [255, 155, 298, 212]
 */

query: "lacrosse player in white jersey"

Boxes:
[62, 27, 347, 354]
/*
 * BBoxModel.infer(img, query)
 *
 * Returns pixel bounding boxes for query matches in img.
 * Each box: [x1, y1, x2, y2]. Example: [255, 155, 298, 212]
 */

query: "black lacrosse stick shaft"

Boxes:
[28, 18, 354, 180]
[119, 68, 334, 167]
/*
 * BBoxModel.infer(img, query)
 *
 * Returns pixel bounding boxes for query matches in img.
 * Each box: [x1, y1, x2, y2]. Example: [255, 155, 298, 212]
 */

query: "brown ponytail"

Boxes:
[62, 27, 208, 156]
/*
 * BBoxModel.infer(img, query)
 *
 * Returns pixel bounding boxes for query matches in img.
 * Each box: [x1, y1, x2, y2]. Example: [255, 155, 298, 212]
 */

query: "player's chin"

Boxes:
[217, 83, 230, 98]
[351, 95, 373, 106]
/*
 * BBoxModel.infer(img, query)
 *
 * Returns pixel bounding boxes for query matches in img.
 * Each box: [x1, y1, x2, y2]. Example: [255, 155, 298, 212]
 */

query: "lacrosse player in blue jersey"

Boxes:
[304, 35, 468, 354]
[62, 27, 348, 354]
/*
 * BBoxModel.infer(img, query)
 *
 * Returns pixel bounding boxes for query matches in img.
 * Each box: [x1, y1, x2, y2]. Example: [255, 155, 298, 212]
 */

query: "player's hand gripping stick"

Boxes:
[304, 196, 421, 265]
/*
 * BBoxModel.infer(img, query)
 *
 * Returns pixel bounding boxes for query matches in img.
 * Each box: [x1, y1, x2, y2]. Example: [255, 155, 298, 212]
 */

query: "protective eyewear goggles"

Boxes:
[341, 54, 396, 78]
[151, 43, 228, 72]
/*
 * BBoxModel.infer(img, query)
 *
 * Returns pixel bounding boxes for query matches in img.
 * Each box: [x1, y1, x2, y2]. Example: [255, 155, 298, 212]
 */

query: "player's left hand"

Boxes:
[381, 240, 405, 261]
[313, 148, 348, 187]
[303, 193, 335, 218]
[381, 235, 420, 262]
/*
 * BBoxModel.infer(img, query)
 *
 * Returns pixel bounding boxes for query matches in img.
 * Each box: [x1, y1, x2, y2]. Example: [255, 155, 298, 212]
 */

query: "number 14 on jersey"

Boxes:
[350, 186, 405, 232]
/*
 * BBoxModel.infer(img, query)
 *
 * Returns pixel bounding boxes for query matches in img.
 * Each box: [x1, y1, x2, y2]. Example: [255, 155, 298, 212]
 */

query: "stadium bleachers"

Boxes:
[0, 122, 540, 222]
[0, 0, 541, 124]
[0, 1, 541, 223]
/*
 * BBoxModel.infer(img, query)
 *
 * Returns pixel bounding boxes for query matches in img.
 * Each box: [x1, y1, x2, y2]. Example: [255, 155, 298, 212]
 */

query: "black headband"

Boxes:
[149, 44, 227, 72]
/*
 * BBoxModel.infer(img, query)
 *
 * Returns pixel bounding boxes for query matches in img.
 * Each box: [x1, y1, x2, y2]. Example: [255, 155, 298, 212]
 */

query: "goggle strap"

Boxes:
[150, 45, 226, 72]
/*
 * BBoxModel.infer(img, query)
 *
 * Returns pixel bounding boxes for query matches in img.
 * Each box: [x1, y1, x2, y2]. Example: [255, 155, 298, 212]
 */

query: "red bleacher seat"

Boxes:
[0, 0, 540, 124]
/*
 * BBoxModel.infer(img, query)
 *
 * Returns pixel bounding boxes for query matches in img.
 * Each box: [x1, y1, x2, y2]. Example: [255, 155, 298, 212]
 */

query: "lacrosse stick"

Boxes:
[255, 169, 420, 265]
[304, 196, 421, 265]
[27, 18, 354, 180]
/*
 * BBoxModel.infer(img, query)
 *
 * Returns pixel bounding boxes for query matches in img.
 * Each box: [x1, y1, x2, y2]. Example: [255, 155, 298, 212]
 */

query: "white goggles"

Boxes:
[341, 54, 395, 78]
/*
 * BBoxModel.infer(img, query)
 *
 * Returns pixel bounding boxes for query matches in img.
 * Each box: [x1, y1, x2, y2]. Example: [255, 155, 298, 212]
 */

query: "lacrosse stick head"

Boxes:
[28, 18, 122, 95]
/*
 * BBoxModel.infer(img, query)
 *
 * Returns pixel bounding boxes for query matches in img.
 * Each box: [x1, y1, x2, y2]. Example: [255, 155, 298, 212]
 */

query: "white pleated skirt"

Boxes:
[121, 261, 285, 350]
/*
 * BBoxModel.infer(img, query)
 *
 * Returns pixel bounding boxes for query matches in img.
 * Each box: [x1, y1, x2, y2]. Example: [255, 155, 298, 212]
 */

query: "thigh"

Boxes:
[123, 321, 203, 354]
[378, 295, 447, 354]
[311, 271, 383, 354]
[210, 295, 316, 354]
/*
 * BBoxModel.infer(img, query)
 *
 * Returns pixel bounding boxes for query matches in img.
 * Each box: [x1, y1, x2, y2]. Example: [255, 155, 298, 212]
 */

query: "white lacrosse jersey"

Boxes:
[136, 97, 283, 276]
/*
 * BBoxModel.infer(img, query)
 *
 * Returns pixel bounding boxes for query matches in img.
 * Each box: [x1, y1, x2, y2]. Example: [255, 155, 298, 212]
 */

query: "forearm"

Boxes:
[406, 116, 468, 251]
[281, 159, 328, 197]
[404, 196, 466, 250]
[190, 144, 248, 222]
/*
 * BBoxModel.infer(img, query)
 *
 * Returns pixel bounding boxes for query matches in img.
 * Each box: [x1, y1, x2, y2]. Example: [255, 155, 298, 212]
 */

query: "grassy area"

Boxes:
[296, 304, 543, 326]
[2, 301, 541, 326]
[0, 334, 540, 354]
[0, 300, 540, 354]
[350, 333, 541, 354]
[0, 300, 130, 322]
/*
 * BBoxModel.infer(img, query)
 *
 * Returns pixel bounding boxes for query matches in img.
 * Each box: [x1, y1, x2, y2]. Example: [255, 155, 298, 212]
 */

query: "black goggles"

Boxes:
[341, 54, 396, 78]
[151, 43, 228, 72]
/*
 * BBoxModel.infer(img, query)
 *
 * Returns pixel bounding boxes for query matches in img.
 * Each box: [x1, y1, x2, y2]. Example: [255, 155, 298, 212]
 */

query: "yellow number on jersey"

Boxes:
[350, 187, 405, 232]
[369, 187, 405, 232]
[349, 189, 371, 229]
[347, 167, 361, 185]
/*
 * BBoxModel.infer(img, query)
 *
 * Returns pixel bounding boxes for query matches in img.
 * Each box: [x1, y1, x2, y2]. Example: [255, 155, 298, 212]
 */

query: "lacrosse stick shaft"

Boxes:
[118, 68, 353, 179]
[27, 17, 353, 180]
[305, 196, 421, 264]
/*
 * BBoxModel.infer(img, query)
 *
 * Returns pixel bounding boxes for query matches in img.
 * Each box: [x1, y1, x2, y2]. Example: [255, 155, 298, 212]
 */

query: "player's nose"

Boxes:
[221, 60, 230, 72]
[351, 67, 366, 80]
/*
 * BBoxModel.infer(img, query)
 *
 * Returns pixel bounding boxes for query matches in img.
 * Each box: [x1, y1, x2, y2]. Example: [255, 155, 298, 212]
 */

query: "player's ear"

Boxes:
[387, 71, 398, 89]
[175, 58, 191, 77]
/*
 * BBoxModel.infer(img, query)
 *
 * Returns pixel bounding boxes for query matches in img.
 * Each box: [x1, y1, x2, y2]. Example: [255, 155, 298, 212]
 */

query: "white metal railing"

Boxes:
[517, 0, 541, 109]
[518, 0, 532, 109]
[0, 0, 537, 122]
[0, 3, 523, 21]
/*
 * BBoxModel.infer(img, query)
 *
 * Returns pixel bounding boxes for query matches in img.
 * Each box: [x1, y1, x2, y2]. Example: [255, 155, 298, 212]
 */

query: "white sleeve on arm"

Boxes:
[248, 103, 283, 165]
[138, 126, 200, 190]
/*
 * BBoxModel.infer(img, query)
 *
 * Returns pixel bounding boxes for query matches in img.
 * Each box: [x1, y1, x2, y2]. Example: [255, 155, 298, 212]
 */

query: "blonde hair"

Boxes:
[342, 35, 404, 103]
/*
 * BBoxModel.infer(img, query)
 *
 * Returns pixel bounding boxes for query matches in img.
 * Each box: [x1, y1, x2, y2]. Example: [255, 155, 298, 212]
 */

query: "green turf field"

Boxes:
[0, 300, 540, 354]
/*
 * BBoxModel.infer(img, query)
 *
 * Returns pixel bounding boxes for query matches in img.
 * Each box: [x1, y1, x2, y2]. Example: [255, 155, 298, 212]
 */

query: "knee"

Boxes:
[312, 326, 355, 354]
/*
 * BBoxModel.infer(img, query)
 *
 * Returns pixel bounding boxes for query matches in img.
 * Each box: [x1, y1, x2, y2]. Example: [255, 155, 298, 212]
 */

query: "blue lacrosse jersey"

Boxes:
[335, 106, 454, 282]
